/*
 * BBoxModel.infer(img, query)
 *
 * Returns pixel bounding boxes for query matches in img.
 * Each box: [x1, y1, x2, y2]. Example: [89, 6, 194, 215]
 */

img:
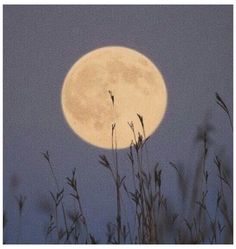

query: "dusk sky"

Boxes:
[3, 5, 233, 243]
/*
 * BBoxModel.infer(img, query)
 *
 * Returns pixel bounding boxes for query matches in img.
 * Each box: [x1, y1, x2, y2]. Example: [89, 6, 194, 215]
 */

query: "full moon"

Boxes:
[61, 46, 167, 149]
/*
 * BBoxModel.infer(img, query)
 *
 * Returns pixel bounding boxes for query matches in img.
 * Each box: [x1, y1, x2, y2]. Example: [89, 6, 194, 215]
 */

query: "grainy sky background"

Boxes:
[3, 5, 233, 243]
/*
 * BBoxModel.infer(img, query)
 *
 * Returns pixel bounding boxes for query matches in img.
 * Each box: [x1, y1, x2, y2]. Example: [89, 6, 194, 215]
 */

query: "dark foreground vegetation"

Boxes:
[3, 92, 233, 244]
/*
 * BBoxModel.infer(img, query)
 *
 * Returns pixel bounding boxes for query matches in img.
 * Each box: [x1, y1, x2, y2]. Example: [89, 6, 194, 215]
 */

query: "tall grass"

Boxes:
[15, 194, 26, 243]
[3, 92, 233, 244]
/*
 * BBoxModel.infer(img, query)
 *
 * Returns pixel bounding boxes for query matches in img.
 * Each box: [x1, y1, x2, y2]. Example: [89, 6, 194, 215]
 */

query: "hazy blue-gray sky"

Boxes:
[4, 5, 232, 243]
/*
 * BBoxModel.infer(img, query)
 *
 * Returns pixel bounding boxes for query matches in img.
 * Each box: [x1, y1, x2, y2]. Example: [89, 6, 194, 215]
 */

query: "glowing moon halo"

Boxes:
[61, 46, 167, 149]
